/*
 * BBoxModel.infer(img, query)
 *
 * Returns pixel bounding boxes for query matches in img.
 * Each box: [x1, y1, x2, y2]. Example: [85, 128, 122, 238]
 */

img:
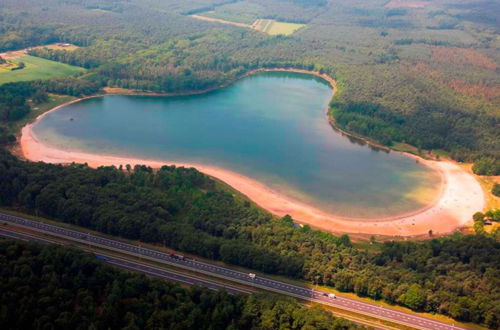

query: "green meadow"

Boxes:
[257, 19, 305, 35]
[0, 55, 84, 85]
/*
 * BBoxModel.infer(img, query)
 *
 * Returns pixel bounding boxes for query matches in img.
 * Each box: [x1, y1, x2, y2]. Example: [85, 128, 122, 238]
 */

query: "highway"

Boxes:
[0, 226, 255, 295]
[0, 212, 465, 330]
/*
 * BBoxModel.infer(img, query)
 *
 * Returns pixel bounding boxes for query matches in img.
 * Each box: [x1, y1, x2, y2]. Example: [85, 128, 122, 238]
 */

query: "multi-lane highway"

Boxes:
[0, 226, 255, 295]
[0, 212, 465, 330]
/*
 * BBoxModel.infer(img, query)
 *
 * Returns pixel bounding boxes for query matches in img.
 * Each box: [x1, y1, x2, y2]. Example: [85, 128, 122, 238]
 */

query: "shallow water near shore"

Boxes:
[33, 72, 441, 219]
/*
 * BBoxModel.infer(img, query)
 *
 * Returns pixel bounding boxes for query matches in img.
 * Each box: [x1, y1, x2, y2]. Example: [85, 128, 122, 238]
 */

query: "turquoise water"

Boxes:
[33, 72, 440, 219]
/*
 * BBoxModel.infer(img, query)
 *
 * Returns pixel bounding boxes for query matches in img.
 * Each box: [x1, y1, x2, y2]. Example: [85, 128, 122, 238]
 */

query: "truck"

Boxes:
[169, 252, 186, 261]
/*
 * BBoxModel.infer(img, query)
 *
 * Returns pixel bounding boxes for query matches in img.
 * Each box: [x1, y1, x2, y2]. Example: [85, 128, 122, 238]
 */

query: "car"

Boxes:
[322, 293, 328, 297]
[328, 293, 336, 299]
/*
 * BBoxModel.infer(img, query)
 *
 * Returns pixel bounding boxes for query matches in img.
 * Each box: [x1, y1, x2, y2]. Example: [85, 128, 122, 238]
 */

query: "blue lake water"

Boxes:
[33, 72, 440, 218]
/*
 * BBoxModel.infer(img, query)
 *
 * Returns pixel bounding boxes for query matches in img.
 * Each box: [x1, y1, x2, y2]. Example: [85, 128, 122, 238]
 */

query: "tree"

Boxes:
[473, 212, 485, 223]
[339, 234, 352, 247]
[492, 184, 500, 197]
[485, 209, 500, 222]
[400, 284, 426, 310]
[473, 222, 486, 235]
[472, 157, 500, 175]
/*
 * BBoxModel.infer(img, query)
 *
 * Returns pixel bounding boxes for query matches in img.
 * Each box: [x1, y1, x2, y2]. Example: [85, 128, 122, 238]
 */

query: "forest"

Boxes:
[0, 0, 497, 171]
[0, 240, 361, 329]
[0, 0, 498, 327]
[0, 151, 498, 327]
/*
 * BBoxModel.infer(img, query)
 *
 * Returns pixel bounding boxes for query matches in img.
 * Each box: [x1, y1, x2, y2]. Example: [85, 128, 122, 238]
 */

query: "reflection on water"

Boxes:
[33, 72, 441, 219]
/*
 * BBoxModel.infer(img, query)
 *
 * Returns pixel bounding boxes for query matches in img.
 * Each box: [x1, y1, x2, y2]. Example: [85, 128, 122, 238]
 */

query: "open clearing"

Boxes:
[39, 43, 80, 52]
[254, 19, 304, 35]
[190, 14, 252, 29]
[190, 14, 304, 36]
[0, 43, 79, 60]
[0, 55, 84, 85]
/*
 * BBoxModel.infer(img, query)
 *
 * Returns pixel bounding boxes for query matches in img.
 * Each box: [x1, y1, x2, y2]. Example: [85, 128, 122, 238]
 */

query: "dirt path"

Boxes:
[190, 15, 254, 29]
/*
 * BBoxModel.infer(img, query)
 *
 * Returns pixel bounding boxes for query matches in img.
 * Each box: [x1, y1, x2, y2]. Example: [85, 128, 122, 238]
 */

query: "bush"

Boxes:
[472, 157, 500, 175]
[492, 183, 500, 197]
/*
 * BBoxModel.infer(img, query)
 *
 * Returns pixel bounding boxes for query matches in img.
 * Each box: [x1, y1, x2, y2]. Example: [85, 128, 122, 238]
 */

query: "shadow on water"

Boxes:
[328, 123, 390, 154]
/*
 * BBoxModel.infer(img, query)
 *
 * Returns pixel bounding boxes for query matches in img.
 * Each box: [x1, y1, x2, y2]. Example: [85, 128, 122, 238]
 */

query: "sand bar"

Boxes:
[21, 112, 484, 237]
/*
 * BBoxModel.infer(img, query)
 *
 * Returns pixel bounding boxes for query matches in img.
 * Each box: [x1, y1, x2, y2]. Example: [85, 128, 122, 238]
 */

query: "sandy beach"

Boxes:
[16, 68, 484, 237]
[20, 111, 484, 237]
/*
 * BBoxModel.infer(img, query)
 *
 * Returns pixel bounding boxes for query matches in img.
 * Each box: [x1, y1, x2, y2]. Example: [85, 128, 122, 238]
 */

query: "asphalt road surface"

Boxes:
[0, 226, 255, 295]
[0, 212, 466, 330]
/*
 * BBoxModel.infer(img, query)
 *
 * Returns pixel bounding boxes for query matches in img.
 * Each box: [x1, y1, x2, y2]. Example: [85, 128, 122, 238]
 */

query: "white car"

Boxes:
[248, 273, 256, 279]
[328, 293, 336, 299]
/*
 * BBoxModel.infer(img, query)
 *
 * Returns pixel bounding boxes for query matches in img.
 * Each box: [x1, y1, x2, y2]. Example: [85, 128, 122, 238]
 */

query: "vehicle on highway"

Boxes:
[0, 212, 467, 330]
[169, 252, 186, 260]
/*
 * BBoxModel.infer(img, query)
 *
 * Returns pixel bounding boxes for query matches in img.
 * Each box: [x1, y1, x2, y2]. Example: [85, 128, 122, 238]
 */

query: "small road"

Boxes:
[0, 212, 465, 330]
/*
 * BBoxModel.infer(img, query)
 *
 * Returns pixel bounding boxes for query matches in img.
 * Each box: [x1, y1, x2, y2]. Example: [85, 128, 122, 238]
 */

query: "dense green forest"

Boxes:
[0, 151, 498, 327]
[0, 240, 361, 329]
[0, 0, 498, 170]
[0, 0, 498, 327]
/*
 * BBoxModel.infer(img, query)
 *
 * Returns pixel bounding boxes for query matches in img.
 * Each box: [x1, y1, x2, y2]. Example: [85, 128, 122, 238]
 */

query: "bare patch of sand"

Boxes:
[0, 50, 27, 60]
[20, 104, 485, 237]
[0, 43, 79, 60]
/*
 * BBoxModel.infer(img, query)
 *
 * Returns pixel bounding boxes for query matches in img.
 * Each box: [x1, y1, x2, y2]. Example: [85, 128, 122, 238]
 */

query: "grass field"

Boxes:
[255, 19, 305, 35]
[0, 55, 84, 85]
[191, 13, 305, 36]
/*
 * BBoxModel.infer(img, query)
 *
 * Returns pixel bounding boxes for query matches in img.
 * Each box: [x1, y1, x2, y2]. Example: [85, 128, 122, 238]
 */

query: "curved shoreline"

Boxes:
[102, 68, 337, 97]
[18, 69, 485, 236]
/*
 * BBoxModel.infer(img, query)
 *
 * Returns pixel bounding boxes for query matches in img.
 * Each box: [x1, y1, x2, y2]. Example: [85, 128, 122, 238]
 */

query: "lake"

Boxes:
[33, 71, 441, 219]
